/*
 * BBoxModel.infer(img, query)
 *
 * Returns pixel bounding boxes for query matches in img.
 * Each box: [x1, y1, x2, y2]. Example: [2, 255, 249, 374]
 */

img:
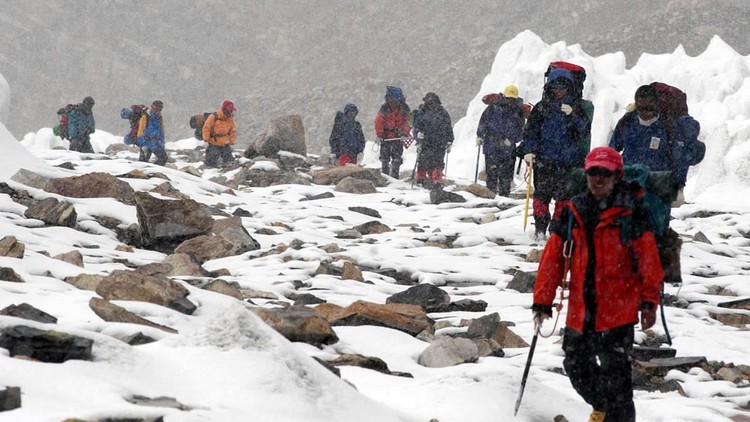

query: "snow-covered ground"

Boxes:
[0, 31, 749, 422]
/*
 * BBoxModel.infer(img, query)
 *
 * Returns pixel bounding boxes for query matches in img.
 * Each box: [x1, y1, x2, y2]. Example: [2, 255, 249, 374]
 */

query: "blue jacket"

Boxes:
[67, 106, 95, 140]
[137, 112, 165, 150]
[477, 96, 525, 158]
[610, 112, 699, 188]
[521, 69, 591, 163]
[329, 104, 365, 157]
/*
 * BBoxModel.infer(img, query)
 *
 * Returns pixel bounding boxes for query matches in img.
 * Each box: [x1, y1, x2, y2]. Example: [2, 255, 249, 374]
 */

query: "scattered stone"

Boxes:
[316, 300, 433, 337]
[0, 386, 21, 412]
[446, 299, 488, 312]
[0, 303, 57, 324]
[0, 325, 93, 363]
[506, 271, 536, 293]
[348, 206, 381, 218]
[45, 172, 136, 205]
[352, 220, 391, 235]
[329, 353, 391, 374]
[0, 267, 24, 283]
[0, 236, 24, 258]
[24, 197, 77, 227]
[53, 250, 84, 267]
[89, 298, 177, 334]
[300, 192, 335, 201]
[386, 284, 450, 313]
[95, 270, 197, 315]
[418, 336, 479, 367]
[341, 261, 364, 281]
[256, 305, 338, 346]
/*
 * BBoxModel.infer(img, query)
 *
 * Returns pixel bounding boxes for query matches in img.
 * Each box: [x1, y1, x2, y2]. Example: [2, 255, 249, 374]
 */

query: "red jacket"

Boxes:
[533, 188, 664, 333]
[375, 101, 411, 139]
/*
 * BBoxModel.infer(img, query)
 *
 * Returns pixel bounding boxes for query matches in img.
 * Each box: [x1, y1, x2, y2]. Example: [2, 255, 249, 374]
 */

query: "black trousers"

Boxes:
[140, 147, 168, 166]
[69, 137, 94, 153]
[562, 325, 636, 422]
[484, 154, 515, 196]
[205, 144, 234, 167]
[417, 146, 446, 174]
[379, 139, 404, 178]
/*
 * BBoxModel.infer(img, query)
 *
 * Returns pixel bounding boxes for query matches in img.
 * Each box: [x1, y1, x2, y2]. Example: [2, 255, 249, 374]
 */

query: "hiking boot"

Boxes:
[588, 410, 606, 422]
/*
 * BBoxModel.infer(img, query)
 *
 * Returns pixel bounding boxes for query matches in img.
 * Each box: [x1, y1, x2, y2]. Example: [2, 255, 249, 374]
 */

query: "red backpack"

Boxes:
[649, 82, 705, 165]
[545, 61, 587, 100]
[53, 104, 77, 140]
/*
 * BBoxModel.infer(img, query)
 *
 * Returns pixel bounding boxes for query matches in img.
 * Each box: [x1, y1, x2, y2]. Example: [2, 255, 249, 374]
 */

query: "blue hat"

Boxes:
[385, 86, 405, 101]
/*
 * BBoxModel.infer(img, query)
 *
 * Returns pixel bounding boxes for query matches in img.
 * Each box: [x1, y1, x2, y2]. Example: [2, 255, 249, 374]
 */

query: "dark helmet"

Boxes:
[152, 100, 164, 111]
[82, 96, 95, 107]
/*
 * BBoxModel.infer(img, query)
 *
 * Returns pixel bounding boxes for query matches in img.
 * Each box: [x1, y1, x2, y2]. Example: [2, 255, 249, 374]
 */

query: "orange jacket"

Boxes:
[202, 109, 236, 146]
[375, 102, 411, 139]
[533, 189, 664, 333]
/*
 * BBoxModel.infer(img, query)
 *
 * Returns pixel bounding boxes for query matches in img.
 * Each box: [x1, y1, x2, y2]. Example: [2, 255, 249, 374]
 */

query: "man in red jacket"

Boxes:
[375, 86, 411, 178]
[532, 146, 664, 422]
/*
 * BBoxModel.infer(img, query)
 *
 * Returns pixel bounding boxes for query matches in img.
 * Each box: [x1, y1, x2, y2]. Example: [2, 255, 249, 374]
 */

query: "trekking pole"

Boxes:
[523, 161, 533, 231]
[660, 286, 673, 346]
[514, 320, 539, 416]
[443, 148, 450, 178]
[474, 143, 481, 183]
[516, 219, 572, 416]
[411, 144, 421, 189]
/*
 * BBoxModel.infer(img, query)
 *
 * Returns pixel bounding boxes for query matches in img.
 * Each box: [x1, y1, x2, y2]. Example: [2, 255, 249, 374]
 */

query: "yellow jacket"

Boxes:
[202, 109, 236, 146]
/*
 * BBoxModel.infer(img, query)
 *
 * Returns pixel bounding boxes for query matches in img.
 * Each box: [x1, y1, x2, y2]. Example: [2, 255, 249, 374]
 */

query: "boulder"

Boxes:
[95, 270, 197, 315]
[256, 305, 338, 346]
[315, 300, 433, 337]
[386, 284, 450, 313]
[0, 325, 93, 363]
[245, 114, 307, 158]
[24, 197, 77, 227]
[418, 336, 479, 367]
[45, 172, 136, 205]
[311, 166, 386, 186]
[0, 236, 24, 258]
[89, 298, 177, 334]
[335, 176, 377, 194]
[134, 192, 214, 253]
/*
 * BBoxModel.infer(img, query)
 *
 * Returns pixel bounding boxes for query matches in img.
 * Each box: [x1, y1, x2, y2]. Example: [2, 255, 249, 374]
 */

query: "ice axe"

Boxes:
[523, 160, 533, 231]
[514, 320, 540, 416]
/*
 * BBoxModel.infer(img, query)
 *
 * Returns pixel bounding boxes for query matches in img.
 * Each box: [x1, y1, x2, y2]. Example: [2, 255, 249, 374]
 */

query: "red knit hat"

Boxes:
[222, 100, 236, 112]
[585, 147, 623, 173]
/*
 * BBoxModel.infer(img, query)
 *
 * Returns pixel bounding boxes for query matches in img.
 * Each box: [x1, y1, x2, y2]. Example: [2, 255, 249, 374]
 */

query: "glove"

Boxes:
[137, 136, 145, 147]
[561, 104, 573, 116]
[376, 137, 383, 144]
[640, 308, 657, 330]
[524, 153, 536, 165]
[417, 132, 424, 140]
[446, 143, 452, 153]
[356, 152, 364, 164]
[532, 310, 551, 329]
[476, 137, 483, 146]
[329, 153, 337, 160]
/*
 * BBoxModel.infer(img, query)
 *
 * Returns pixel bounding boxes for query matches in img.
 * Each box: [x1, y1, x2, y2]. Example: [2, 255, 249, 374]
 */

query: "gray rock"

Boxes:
[418, 336, 479, 367]
[24, 197, 77, 227]
[0, 325, 93, 363]
[0, 303, 57, 324]
[386, 283, 450, 313]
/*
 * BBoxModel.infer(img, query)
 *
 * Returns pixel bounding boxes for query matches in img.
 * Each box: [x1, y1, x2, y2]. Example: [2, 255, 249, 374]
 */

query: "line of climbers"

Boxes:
[55, 98, 238, 168]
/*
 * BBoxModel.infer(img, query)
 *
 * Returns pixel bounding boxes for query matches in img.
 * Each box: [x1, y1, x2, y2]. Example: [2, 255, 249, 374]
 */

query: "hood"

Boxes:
[545, 68, 574, 90]
[343, 103, 358, 116]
